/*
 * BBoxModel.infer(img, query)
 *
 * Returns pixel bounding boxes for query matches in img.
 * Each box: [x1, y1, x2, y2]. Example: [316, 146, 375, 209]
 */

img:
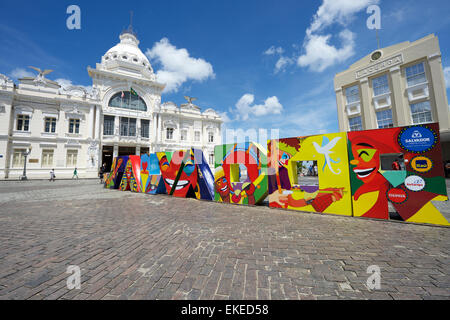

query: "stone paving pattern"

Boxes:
[0, 179, 449, 300]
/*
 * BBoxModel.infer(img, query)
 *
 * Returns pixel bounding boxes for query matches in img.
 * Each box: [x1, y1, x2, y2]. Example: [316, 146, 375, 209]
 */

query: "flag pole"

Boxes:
[376, 29, 380, 49]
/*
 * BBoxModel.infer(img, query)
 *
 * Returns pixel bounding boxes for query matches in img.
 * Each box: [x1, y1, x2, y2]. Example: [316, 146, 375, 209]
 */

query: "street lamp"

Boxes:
[20, 147, 32, 181]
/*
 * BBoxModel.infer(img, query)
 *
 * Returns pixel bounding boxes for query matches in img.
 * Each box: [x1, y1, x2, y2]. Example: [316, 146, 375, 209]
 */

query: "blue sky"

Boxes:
[1, 0, 450, 140]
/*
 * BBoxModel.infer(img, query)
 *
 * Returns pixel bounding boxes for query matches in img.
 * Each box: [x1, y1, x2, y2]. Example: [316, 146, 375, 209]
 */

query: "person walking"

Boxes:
[72, 167, 79, 180]
[99, 163, 106, 184]
[49, 169, 56, 182]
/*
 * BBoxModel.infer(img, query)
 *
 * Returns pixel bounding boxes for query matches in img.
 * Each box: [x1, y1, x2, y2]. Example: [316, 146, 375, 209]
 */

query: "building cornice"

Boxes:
[428, 52, 441, 60]
[88, 66, 165, 90]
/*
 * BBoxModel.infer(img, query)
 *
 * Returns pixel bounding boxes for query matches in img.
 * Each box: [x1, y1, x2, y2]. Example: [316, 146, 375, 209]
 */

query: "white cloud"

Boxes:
[218, 111, 231, 123]
[234, 94, 283, 121]
[307, 0, 379, 35]
[146, 38, 215, 93]
[264, 46, 294, 73]
[275, 56, 294, 73]
[297, 30, 355, 72]
[264, 46, 284, 55]
[444, 67, 450, 88]
[9, 68, 34, 79]
[298, 0, 378, 72]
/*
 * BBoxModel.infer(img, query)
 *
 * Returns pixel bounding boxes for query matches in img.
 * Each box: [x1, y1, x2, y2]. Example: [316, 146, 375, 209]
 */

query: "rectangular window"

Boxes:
[348, 116, 363, 131]
[380, 153, 406, 171]
[141, 119, 150, 138]
[194, 131, 200, 142]
[41, 149, 54, 168]
[410, 101, 432, 124]
[208, 132, 214, 143]
[372, 74, 389, 96]
[16, 115, 30, 131]
[376, 109, 394, 129]
[209, 154, 214, 166]
[345, 85, 360, 104]
[166, 128, 174, 140]
[103, 115, 115, 136]
[12, 149, 26, 168]
[66, 150, 78, 167]
[181, 129, 187, 141]
[44, 117, 56, 133]
[120, 117, 136, 137]
[291, 161, 319, 188]
[69, 119, 80, 134]
[129, 118, 136, 137]
[406, 62, 427, 87]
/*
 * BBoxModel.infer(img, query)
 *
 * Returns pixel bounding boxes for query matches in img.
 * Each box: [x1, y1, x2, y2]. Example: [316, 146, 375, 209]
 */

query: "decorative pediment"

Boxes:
[59, 85, 88, 98]
[180, 103, 201, 115]
[161, 102, 178, 110]
[163, 119, 178, 128]
[89, 87, 100, 100]
[203, 108, 217, 116]
[205, 122, 216, 130]
[14, 105, 34, 116]
[64, 104, 86, 119]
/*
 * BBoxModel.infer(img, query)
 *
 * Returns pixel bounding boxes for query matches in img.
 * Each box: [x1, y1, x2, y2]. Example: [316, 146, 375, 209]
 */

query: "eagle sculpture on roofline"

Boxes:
[184, 96, 197, 104]
[28, 66, 54, 83]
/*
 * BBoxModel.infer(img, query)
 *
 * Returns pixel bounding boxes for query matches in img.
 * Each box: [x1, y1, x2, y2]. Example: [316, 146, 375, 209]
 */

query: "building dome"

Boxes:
[101, 30, 154, 75]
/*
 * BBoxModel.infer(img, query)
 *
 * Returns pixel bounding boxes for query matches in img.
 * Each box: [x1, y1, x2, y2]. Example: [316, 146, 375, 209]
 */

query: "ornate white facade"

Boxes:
[0, 29, 222, 179]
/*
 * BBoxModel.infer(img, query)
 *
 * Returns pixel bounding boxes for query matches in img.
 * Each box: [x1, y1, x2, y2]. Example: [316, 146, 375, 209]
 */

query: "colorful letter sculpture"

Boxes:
[105, 123, 448, 227]
[140, 153, 166, 194]
[348, 123, 449, 226]
[119, 155, 142, 192]
[105, 156, 128, 189]
[267, 133, 353, 216]
[214, 142, 268, 205]
[159, 149, 215, 200]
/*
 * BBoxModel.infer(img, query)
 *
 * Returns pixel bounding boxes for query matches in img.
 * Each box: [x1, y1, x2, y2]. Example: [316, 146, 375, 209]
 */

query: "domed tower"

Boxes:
[88, 26, 165, 170]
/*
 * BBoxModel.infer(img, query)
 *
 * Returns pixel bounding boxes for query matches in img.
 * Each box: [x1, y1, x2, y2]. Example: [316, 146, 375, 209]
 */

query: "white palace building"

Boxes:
[0, 28, 222, 179]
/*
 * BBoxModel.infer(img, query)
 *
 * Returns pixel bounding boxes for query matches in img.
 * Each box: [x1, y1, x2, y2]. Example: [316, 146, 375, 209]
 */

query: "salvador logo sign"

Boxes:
[398, 126, 437, 153]
[404, 175, 425, 192]
[410, 156, 433, 173]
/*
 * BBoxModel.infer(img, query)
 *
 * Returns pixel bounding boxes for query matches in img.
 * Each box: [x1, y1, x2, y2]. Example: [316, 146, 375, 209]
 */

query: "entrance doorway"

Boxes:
[102, 146, 113, 172]
[118, 146, 136, 157]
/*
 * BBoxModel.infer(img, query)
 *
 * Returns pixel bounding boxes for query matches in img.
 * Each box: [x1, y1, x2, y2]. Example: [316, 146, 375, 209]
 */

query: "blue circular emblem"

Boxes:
[398, 125, 437, 153]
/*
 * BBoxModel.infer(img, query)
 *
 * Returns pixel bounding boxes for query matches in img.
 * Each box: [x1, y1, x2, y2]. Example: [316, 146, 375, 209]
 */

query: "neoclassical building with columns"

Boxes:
[0, 28, 222, 179]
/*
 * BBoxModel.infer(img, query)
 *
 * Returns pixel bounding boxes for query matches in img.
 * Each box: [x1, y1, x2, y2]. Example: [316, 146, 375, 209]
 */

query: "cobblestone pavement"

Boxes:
[0, 179, 449, 300]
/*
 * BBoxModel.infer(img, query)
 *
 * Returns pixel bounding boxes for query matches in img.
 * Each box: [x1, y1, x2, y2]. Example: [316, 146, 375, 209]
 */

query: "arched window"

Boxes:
[108, 91, 147, 111]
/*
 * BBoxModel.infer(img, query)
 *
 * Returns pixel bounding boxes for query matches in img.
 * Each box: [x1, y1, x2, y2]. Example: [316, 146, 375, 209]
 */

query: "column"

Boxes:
[113, 144, 118, 158]
[88, 106, 95, 139]
[114, 116, 120, 136]
[136, 118, 141, 139]
[152, 113, 158, 143]
[359, 78, 377, 129]
[389, 66, 408, 127]
[157, 115, 162, 143]
[428, 55, 450, 131]
[334, 88, 346, 131]
[95, 105, 101, 140]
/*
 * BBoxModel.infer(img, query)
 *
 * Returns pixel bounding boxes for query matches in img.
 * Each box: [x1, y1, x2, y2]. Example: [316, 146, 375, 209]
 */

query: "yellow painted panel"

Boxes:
[407, 197, 450, 226]
[285, 132, 353, 216]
